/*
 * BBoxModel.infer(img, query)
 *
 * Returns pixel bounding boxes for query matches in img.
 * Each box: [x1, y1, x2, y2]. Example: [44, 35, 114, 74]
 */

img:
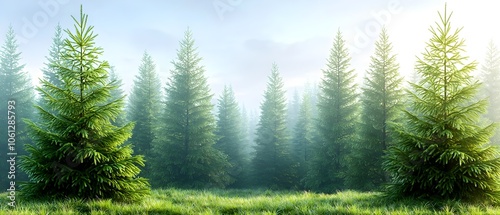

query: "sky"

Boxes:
[1, 0, 499, 112]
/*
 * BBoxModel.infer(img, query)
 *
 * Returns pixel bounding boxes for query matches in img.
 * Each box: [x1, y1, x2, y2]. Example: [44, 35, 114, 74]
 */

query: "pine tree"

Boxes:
[20, 7, 150, 202]
[291, 92, 313, 188]
[215, 85, 245, 187]
[127, 51, 162, 179]
[480, 41, 500, 144]
[347, 28, 403, 190]
[252, 63, 294, 189]
[384, 6, 500, 203]
[0, 26, 35, 186]
[306, 30, 358, 192]
[152, 29, 230, 188]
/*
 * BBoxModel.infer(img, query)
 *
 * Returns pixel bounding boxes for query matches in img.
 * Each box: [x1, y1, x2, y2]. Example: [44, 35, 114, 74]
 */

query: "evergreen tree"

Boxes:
[286, 90, 300, 135]
[20, 7, 150, 202]
[0, 26, 35, 186]
[480, 41, 500, 144]
[384, 6, 500, 203]
[152, 29, 230, 188]
[347, 28, 403, 190]
[127, 51, 162, 179]
[215, 85, 245, 187]
[306, 30, 358, 192]
[252, 63, 293, 189]
[291, 92, 313, 188]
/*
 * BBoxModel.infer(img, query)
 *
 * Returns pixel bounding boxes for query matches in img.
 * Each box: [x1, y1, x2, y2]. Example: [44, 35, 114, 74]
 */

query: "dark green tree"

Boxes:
[215, 85, 245, 187]
[480, 41, 500, 144]
[20, 7, 150, 202]
[384, 6, 500, 203]
[0, 26, 35, 186]
[127, 51, 162, 179]
[347, 28, 403, 191]
[152, 29, 230, 188]
[252, 63, 294, 189]
[291, 92, 313, 188]
[306, 30, 358, 192]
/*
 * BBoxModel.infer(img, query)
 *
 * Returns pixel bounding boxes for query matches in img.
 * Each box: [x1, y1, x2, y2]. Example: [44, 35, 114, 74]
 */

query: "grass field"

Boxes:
[0, 189, 499, 214]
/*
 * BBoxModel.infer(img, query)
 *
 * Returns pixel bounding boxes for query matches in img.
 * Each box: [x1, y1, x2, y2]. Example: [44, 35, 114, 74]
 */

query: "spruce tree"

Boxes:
[347, 28, 403, 190]
[306, 30, 358, 192]
[20, 7, 150, 202]
[127, 51, 162, 179]
[152, 29, 230, 188]
[0, 26, 35, 186]
[252, 63, 294, 189]
[215, 85, 245, 188]
[480, 41, 500, 144]
[384, 6, 500, 203]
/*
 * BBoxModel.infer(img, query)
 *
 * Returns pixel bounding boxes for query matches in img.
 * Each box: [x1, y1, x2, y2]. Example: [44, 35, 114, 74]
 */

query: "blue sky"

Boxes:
[1, 1, 498, 111]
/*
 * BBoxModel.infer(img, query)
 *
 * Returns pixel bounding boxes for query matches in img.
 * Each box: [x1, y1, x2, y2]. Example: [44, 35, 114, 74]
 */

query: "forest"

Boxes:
[2, 3, 500, 214]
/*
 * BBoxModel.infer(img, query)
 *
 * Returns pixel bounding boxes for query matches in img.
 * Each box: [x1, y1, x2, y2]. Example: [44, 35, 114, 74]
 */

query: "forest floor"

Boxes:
[0, 188, 499, 214]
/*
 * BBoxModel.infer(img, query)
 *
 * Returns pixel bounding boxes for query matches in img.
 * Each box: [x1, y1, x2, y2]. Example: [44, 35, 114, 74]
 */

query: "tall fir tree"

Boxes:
[384, 6, 500, 203]
[127, 51, 162, 179]
[20, 7, 150, 202]
[152, 29, 230, 188]
[215, 85, 245, 188]
[346, 28, 403, 191]
[291, 92, 313, 188]
[0, 26, 35, 186]
[252, 63, 294, 189]
[480, 41, 500, 144]
[306, 30, 358, 192]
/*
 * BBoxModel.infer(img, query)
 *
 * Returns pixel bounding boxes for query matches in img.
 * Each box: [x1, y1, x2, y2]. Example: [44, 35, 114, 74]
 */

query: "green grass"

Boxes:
[0, 189, 499, 214]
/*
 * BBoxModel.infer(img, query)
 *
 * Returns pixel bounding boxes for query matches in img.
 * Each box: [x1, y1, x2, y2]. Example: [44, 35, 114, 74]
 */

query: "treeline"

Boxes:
[2, 5, 500, 203]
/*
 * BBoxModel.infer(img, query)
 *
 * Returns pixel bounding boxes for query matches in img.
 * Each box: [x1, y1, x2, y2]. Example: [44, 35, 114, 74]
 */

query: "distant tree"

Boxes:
[215, 85, 246, 187]
[0, 26, 35, 185]
[127, 51, 162, 179]
[152, 29, 230, 188]
[480, 41, 500, 144]
[306, 30, 359, 192]
[252, 63, 294, 189]
[41, 24, 64, 89]
[346, 28, 403, 191]
[108, 66, 127, 126]
[20, 8, 150, 202]
[287, 90, 300, 136]
[384, 6, 500, 203]
[291, 92, 313, 188]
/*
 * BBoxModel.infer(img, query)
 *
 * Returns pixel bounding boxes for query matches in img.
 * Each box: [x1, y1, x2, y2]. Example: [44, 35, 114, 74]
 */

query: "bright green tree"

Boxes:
[152, 29, 230, 188]
[127, 51, 162, 178]
[215, 85, 245, 188]
[306, 30, 358, 192]
[347, 28, 403, 191]
[384, 6, 500, 203]
[252, 63, 294, 189]
[20, 7, 150, 202]
[0, 26, 35, 185]
[480, 41, 500, 144]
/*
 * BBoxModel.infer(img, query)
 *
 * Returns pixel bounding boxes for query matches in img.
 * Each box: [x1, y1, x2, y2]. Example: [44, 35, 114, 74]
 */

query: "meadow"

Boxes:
[1, 189, 499, 214]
